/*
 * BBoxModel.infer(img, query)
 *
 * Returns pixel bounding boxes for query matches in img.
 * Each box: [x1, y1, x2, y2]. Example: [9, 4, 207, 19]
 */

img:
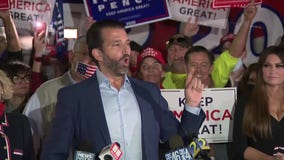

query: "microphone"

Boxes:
[164, 134, 193, 160]
[74, 141, 95, 160]
[169, 134, 184, 150]
[98, 142, 122, 160]
[187, 133, 211, 160]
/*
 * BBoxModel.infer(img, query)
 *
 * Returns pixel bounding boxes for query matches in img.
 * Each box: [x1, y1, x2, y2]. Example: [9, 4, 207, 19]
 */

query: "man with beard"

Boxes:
[41, 20, 206, 160]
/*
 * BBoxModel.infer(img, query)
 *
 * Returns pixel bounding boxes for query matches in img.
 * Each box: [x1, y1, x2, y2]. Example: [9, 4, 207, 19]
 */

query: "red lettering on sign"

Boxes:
[10, 0, 51, 12]
[205, 109, 232, 121]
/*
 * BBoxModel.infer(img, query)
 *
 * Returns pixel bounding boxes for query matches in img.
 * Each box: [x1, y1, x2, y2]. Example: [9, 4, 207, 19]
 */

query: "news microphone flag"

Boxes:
[98, 142, 122, 160]
[195, 138, 210, 151]
[74, 141, 95, 160]
[110, 142, 122, 160]
[76, 62, 97, 79]
[165, 148, 193, 160]
[188, 138, 210, 159]
[74, 151, 95, 160]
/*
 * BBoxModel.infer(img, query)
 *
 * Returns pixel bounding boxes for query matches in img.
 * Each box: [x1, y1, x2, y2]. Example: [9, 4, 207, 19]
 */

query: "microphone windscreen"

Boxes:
[104, 154, 113, 160]
[186, 132, 198, 144]
[78, 140, 93, 152]
[169, 134, 184, 150]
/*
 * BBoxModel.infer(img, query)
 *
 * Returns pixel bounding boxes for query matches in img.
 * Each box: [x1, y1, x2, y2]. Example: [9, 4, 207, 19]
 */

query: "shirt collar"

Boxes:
[67, 70, 77, 84]
[96, 69, 131, 88]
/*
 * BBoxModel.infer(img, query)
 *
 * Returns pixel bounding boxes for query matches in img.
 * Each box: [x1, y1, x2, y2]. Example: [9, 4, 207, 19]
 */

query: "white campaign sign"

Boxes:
[161, 87, 237, 143]
[168, 0, 230, 29]
[7, 0, 55, 32]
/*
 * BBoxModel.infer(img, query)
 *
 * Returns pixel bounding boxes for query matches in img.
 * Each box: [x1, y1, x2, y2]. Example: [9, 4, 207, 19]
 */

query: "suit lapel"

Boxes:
[87, 75, 111, 144]
[129, 78, 151, 160]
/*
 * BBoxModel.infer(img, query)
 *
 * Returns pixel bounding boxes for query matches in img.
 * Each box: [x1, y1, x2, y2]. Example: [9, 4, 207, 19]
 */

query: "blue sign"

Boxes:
[83, 0, 171, 28]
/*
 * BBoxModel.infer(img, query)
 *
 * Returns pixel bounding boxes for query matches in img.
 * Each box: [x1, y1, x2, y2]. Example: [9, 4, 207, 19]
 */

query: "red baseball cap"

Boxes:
[137, 47, 166, 68]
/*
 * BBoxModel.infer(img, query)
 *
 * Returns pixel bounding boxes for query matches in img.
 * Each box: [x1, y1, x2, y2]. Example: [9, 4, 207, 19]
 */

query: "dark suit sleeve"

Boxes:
[156, 90, 181, 142]
[150, 83, 205, 142]
[180, 108, 206, 136]
[41, 88, 75, 160]
[233, 93, 249, 160]
[22, 115, 36, 160]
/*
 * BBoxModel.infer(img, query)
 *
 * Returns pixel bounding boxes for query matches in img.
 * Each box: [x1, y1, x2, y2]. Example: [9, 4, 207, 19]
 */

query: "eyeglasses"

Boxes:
[12, 75, 32, 84]
[166, 37, 187, 46]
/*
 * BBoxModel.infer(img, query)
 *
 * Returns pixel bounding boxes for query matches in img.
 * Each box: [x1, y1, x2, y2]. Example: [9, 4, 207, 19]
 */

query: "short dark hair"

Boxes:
[86, 20, 125, 63]
[3, 61, 31, 80]
[184, 45, 215, 65]
[130, 41, 143, 53]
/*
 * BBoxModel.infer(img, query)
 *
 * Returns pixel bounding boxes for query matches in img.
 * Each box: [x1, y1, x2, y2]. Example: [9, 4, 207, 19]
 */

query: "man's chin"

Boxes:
[117, 67, 129, 76]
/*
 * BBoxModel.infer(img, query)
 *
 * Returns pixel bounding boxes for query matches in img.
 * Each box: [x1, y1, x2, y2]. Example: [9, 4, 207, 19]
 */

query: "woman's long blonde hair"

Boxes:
[0, 69, 13, 101]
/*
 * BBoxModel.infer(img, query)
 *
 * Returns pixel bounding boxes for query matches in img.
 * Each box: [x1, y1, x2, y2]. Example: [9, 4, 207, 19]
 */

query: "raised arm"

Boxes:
[0, 10, 21, 52]
[229, 1, 257, 58]
[31, 31, 45, 73]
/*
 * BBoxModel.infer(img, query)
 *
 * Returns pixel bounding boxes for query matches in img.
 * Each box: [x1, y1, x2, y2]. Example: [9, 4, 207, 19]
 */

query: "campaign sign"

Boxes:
[161, 88, 237, 143]
[0, 0, 10, 10]
[212, 0, 262, 8]
[83, 0, 171, 28]
[168, 0, 230, 29]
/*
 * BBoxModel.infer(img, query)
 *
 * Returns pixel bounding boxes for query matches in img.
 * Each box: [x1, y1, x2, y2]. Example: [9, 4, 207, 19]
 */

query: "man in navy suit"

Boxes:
[41, 20, 206, 160]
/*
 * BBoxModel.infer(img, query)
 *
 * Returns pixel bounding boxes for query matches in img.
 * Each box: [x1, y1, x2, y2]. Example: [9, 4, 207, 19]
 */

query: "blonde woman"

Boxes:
[233, 46, 284, 160]
[0, 69, 35, 160]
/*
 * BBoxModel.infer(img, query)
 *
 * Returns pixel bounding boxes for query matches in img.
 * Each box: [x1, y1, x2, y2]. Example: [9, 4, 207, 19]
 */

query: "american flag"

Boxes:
[51, 0, 67, 59]
[76, 62, 97, 79]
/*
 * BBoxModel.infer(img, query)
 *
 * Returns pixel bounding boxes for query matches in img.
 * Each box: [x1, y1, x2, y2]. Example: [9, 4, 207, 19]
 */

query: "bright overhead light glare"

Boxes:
[35, 22, 43, 28]
[64, 28, 78, 39]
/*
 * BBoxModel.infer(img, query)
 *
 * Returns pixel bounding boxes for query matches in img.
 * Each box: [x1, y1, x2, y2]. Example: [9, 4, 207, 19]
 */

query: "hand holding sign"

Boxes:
[243, 0, 257, 23]
[85, 16, 96, 32]
[33, 31, 46, 57]
[184, 68, 204, 107]
[183, 17, 199, 38]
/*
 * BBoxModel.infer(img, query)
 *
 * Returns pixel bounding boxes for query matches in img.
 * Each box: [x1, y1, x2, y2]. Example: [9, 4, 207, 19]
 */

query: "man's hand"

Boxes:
[33, 31, 46, 57]
[183, 17, 199, 37]
[86, 16, 96, 31]
[244, 0, 257, 22]
[184, 68, 204, 107]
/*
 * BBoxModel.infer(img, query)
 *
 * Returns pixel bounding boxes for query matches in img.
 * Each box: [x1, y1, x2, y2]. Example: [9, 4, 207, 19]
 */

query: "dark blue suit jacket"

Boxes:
[41, 75, 205, 160]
